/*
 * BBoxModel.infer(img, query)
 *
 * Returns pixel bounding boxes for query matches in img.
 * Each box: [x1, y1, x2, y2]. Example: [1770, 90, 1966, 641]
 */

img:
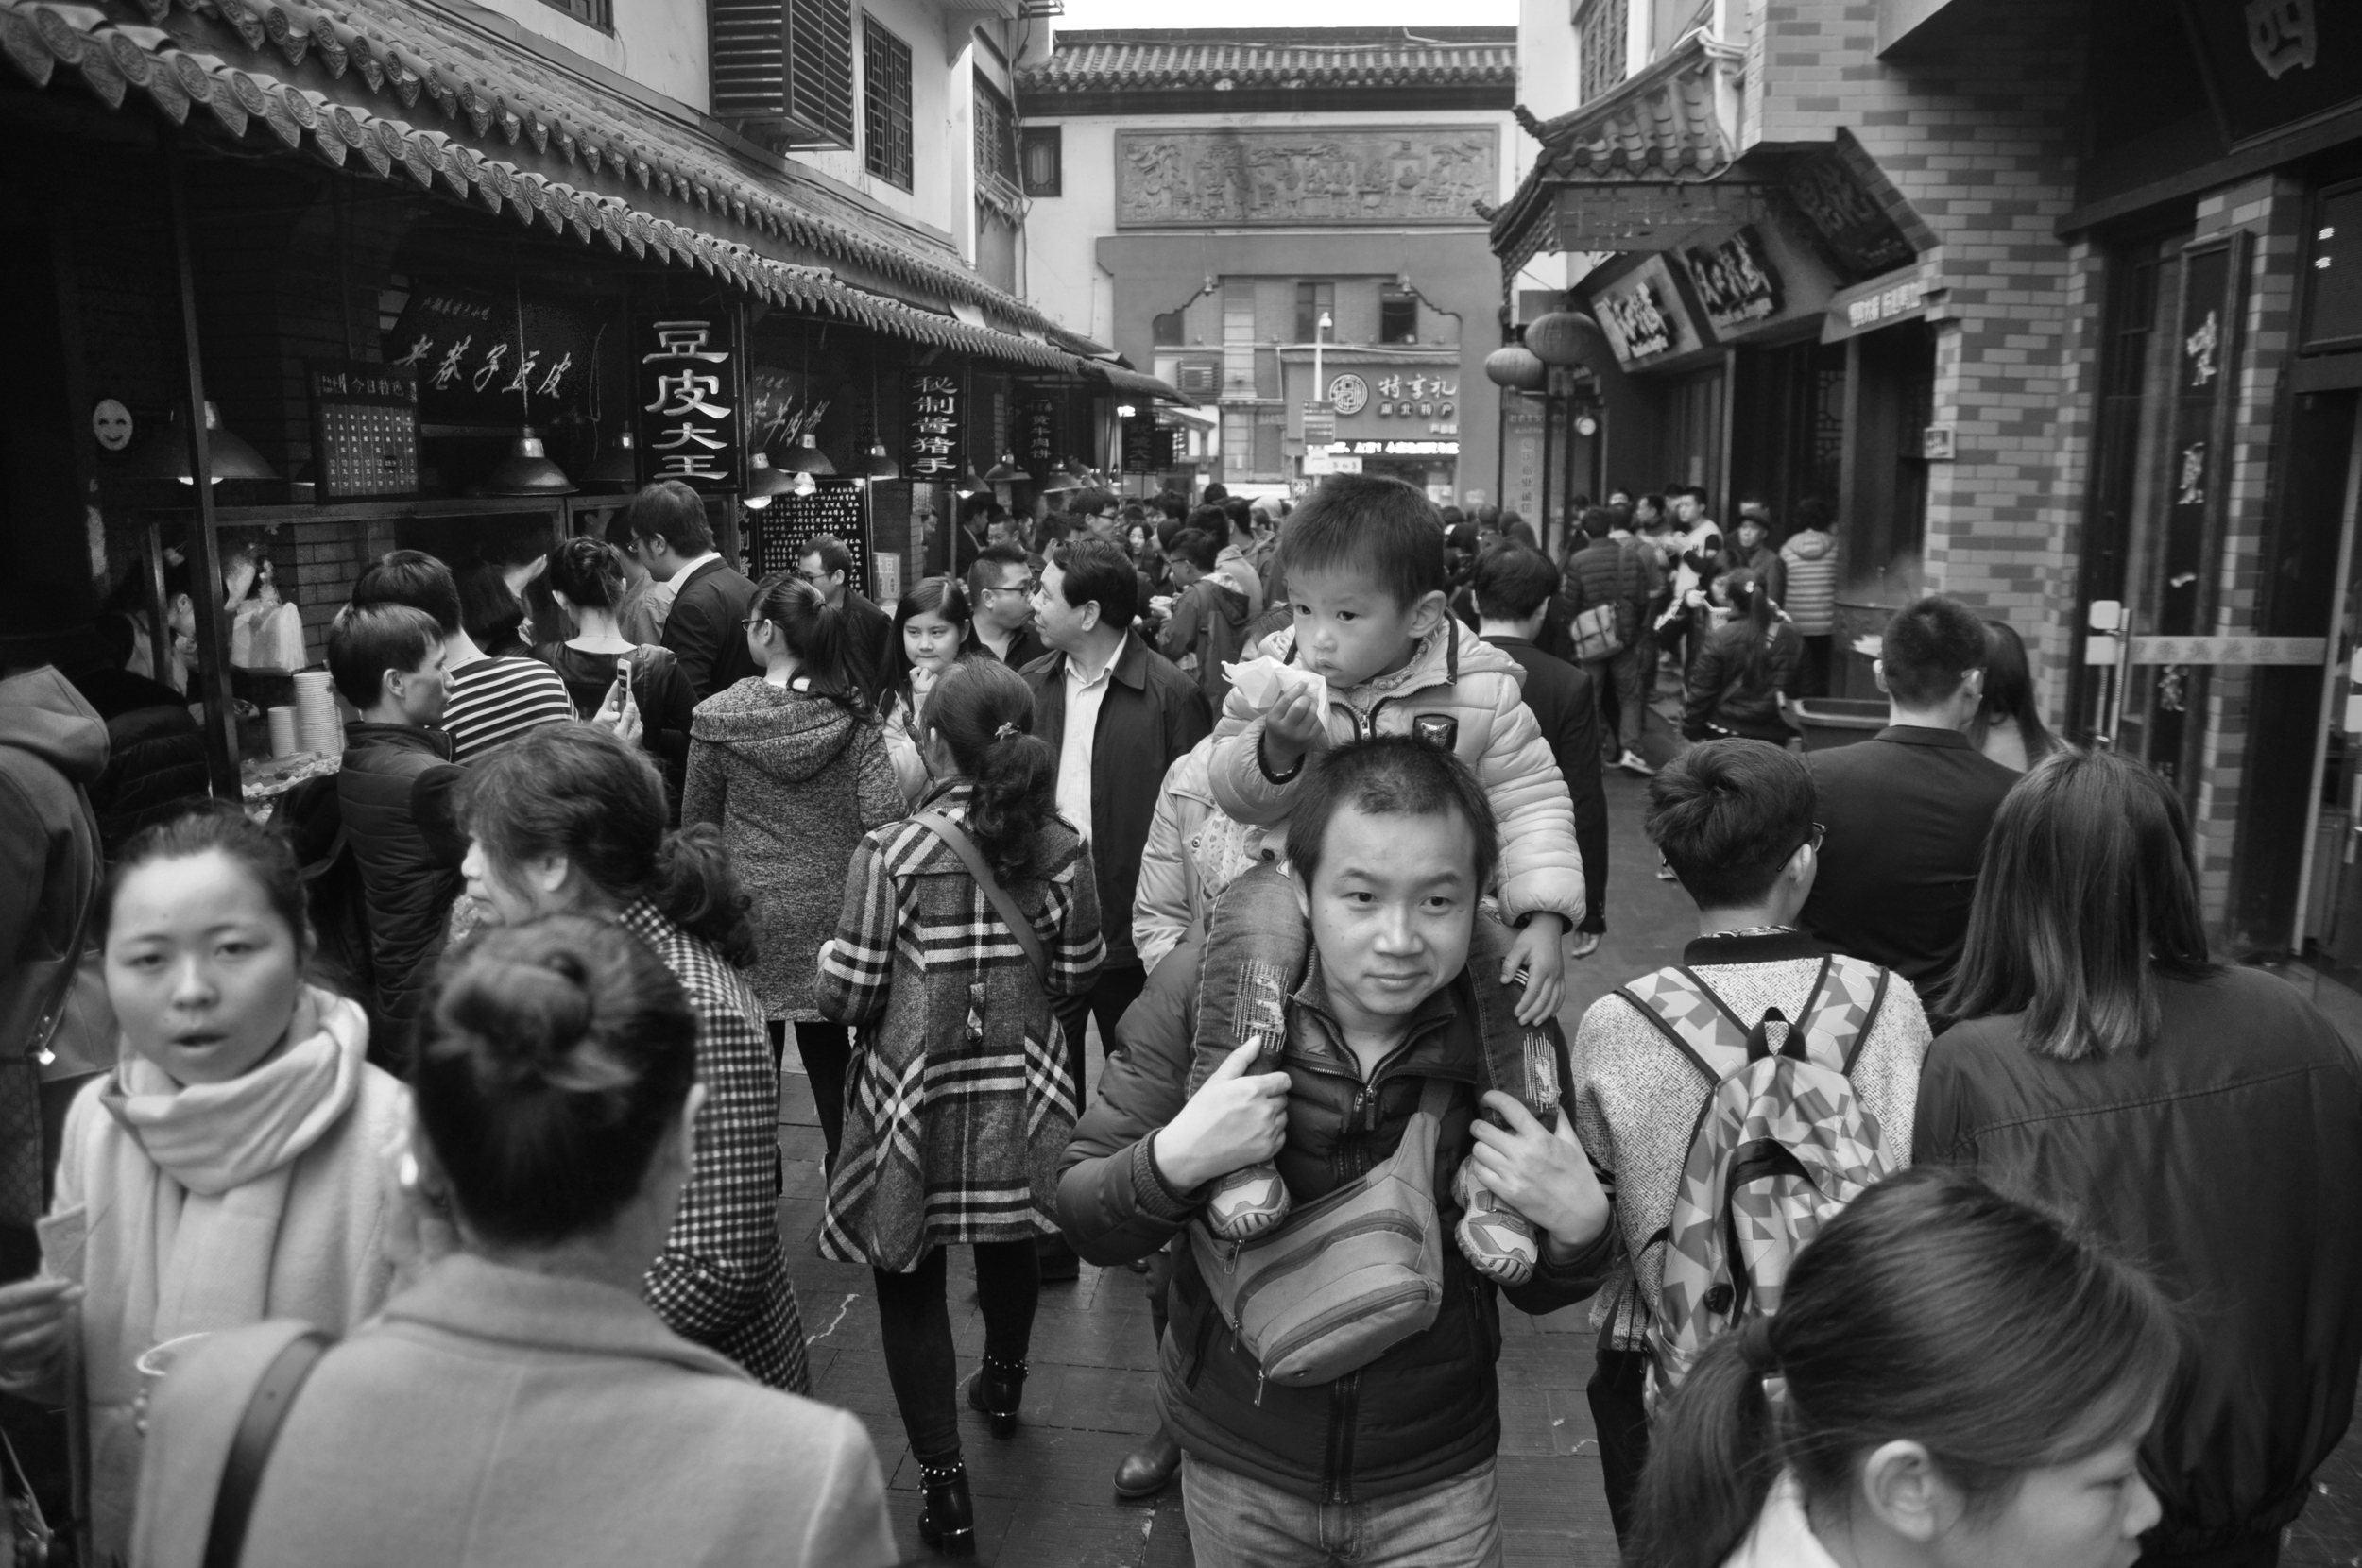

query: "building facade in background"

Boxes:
[1015, 27, 1526, 505]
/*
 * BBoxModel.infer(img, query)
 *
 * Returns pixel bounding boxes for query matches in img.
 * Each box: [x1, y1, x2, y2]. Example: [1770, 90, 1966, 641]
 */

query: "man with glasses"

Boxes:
[796, 533, 892, 692]
[1566, 738, 1932, 1549]
[965, 544, 1048, 669]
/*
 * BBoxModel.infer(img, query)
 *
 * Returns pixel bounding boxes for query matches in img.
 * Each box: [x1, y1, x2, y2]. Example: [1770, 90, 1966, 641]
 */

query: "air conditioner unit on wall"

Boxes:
[1175, 359, 1218, 396]
[710, 0, 855, 147]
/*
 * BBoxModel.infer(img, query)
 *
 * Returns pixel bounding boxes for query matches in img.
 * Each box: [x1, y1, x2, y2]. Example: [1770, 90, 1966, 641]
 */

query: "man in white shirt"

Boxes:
[1020, 536, 1212, 1276]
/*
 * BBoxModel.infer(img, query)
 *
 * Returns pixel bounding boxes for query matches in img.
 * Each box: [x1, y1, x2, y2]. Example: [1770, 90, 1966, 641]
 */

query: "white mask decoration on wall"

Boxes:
[92, 398, 133, 452]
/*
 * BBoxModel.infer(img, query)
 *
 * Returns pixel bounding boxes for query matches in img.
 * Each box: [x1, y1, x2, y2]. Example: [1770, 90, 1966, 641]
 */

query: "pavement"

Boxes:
[773, 680, 2362, 1567]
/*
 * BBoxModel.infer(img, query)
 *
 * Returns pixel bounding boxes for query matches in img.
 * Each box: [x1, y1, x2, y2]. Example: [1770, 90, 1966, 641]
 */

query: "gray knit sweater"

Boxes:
[1569, 930, 1932, 1350]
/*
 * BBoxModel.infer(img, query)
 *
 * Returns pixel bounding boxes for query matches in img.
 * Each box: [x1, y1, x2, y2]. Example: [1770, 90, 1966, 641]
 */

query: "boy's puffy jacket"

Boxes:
[1780, 529, 1839, 636]
[1207, 620, 1585, 929]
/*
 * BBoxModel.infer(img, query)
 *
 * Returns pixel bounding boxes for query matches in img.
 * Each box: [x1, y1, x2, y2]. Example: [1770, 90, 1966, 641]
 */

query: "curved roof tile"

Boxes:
[1018, 28, 1515, 95]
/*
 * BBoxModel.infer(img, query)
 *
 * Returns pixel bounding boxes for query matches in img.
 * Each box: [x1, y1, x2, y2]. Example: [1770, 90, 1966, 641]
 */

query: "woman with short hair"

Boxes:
[1924, 748, 2362, 1568]
[131, 915, 898, 1568]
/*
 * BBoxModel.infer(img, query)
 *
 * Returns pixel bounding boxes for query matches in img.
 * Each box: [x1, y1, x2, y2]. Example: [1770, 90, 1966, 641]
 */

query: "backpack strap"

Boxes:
[914, 810, 1049, 986]
[202, 1329, 333, 1568]
[1797, 958, 1891, 1074]
[1613, 968, 1753, 1087]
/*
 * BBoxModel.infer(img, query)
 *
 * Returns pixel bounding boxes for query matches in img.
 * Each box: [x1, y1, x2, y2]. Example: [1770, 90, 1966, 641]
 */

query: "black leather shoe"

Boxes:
[1112, 1424, 1182, 1500]
[1036, 1235, 1082, 1282]
[917, 1457, 975, 1557]
[967, 1354, 1026, 1439]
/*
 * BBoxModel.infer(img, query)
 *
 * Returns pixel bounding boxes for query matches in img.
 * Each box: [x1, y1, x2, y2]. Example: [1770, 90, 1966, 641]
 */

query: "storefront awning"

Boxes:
[0, 0, 1077, 369]
[1071, 357, 1194, 406]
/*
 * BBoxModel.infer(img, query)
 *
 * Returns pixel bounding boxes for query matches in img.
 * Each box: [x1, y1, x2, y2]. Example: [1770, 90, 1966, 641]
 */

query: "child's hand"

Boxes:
[1262, 685, 1326, 771]
[1502, 915, 1568, 1025]
[1468, 1093, 1607, 1249]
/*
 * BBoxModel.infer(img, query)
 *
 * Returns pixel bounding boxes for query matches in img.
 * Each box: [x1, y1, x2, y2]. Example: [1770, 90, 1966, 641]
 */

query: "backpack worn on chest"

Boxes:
[1617, 956, 1896, 1397]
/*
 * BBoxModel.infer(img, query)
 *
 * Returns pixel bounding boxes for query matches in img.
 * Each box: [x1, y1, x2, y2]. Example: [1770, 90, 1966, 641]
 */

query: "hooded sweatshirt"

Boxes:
[1158, 573, 1255, 714]
[1780, 527, 1838, 635]
[680, 677, 904, 1020]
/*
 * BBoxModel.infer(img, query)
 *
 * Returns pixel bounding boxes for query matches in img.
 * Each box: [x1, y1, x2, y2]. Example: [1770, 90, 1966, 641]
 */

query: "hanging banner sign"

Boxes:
[386, 281, 601, 427]
[1587, 255, 1704, 366]
[634, 314, 742, 492]
[905, 371, 962, 480]
[1121, 415, 1160, 473]
[1022, 391, 1061, 478]
[1786, 144, 1917, 281]
[1678, 226, 1783, 335]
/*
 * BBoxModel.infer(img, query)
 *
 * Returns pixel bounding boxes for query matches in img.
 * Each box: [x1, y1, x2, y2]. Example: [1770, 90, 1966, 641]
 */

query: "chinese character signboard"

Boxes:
[1116, 127, 1498, 229]
[308, 360, 418, 500]
[385, 281, 598, 427]
[635, 315, 741, 492]
[1678, 227, 1783, 336]
[905, 371, 962, 480]
[751, 478, 869, 595]
[1022, 392, 1060, 478]
[1785, 146, 1915, 283]
[1121, 415, 1159, 473]
[1586, 257, 1704, 366]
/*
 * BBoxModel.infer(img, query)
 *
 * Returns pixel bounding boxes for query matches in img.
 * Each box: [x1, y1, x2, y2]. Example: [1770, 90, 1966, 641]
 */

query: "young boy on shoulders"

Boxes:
[328, 602, 469, 1061]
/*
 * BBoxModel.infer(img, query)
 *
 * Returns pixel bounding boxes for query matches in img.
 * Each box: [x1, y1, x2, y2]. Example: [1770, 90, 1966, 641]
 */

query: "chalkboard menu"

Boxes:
[751, 478, 870, 597]
[308, 360, 418, 499]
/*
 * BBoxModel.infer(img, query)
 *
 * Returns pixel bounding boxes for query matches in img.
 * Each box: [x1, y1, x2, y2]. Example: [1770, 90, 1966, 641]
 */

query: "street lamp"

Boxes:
[1313, 310, 1332, 410]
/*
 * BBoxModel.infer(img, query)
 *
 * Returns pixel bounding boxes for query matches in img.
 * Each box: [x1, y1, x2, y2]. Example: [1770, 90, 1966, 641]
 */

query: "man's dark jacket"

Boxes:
[1917, 964, 2362, 1558]
[65, 668, 208, 856]
[840, 589, 893, 692]
[1486, 636, 1607, 933]
[661, 557, 759, 701]
[1057, 929, 1611, 1504]
[1799, 725, 2017, 993]
[966, 622, 1048, 671]
[336, 724, 466, 1049]
[1021, 631, 1210, 969]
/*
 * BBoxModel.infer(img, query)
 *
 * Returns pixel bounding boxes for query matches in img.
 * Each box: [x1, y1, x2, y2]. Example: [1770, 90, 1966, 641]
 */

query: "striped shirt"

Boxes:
[438, 655, 576, 763]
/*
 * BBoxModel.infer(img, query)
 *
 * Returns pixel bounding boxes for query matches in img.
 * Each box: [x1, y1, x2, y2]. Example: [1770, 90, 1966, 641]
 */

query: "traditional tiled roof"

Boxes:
[1018, 27, 1515, 97]
[0, 0, 1093, 369]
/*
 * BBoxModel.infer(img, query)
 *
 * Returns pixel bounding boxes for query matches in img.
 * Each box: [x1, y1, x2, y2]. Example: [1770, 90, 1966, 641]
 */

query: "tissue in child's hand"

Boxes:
[1222, 656, 1327, 717]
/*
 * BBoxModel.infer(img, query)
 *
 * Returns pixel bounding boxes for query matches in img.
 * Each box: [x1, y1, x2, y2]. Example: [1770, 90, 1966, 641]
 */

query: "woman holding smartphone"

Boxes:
[533, 537, 695, 814]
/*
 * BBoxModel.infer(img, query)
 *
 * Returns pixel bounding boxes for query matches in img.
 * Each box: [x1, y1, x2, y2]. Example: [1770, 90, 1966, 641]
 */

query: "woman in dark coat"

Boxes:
[1681, 567, 1801, 743]
[681, 571, 901, 1167]
[815, 658, 1104, 1558]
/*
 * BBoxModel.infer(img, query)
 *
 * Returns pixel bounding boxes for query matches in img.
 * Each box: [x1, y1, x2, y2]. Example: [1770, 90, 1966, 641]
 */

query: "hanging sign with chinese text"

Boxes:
[1678, 227, 1783, 336]
[308, 360, 418, 500]
[1785, 145, 1916, 283]
[1586, 256, 1704, 366]
[1022, 391, 1061, 478]
[385, 281, 600, 427]
[635, 315, 742, 492]
[1121, 415, 1159, 473]
[905, 371, 962, 480]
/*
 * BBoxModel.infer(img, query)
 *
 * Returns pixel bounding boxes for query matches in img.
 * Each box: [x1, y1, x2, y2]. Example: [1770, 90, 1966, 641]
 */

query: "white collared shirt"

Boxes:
[648, 550, 719, 617]
[1055, 641, 1121, 842]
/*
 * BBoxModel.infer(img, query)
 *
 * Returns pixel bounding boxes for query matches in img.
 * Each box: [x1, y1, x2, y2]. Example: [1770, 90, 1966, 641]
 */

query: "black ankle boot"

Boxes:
[916, 1457, 975, 1557]
[966, 1353, 1026, 1438]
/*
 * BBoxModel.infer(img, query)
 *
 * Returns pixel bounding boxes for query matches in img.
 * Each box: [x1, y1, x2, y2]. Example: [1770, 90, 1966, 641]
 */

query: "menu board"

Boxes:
[308, 360, 418, 500]
[751, 478, 869, 598]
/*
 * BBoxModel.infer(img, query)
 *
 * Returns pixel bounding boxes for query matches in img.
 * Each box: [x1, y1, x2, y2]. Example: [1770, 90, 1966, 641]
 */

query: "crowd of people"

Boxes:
[0, 469, 2355, 1568]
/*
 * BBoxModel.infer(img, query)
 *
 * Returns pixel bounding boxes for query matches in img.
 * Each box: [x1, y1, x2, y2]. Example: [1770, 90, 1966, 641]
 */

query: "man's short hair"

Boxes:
[966, 543, 1031, 601]
[1222, 496, 1253, 534]
[623, 481, 713, 556]
[1276, 475, 1446, 609]
[1202, 483, 1229, 503]
[1049, 536, 1138, 629]
[327, 602, 442, 709]
[1881, 595, 1990, 707]
[1287, 736, 1500, 895]
[1073, 487, 1119, 519]
[801, 533, 854, 580]
[1582, 506, 1617, 539]
[1168, 528, 1220, 573]
[1470, 544, 1560, 622]
[351, 549, 461, 638]
[1644, 740, 1817, 908]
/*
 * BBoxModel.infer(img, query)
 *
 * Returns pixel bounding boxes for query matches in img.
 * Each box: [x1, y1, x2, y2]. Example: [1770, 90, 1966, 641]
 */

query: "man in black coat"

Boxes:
[1801, 594, 2019, 996]
[1472, 545, 1608, 957]
[626, 481, 757, 702]
[798, 532, 893, 692]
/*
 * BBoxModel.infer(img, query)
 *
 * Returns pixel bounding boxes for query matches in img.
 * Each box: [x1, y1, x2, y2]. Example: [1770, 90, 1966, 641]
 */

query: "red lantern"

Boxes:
[1524, 311, 1604, 368]
[1483, 344, 1548, 392]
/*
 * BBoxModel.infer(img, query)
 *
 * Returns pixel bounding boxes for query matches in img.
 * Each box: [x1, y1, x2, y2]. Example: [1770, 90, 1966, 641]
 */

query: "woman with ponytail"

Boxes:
[816, 657, 1104, 1556]
[132, 917, 899, 1568]
[1682, 566, 1803, 744]
[1632, 1166, 2177, 1568]
[682, 571, 901, 1167]
[870, 574, 976, 804]
[532, 536, 697, 811]
[455, 724, 812, 1392]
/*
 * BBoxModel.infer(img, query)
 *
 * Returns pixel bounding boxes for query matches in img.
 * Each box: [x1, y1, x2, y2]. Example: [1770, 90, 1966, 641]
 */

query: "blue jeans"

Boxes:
[1181, 1454, 1505, 1568]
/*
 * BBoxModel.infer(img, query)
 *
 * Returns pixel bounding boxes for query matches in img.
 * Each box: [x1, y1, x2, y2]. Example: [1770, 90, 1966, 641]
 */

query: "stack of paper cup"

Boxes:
[266, 706, 299, 758]
[293, 671, 343, 757]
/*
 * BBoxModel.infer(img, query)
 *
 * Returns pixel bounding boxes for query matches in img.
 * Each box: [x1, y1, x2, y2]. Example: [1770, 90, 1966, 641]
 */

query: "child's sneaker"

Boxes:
[1452, 1158, 1539, 1287]
[1205, 1164, 1291, 1241]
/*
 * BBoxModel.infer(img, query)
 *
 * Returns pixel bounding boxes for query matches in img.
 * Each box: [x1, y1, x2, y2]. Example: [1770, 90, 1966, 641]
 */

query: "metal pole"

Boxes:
[1538, 392, 1555, 545]
[166, 142, 242, 801]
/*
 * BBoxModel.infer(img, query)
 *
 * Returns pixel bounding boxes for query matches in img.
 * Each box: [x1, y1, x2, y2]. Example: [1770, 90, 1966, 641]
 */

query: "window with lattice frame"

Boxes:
[863, 14, 913, 191]
[1578, 0, 1627, 103]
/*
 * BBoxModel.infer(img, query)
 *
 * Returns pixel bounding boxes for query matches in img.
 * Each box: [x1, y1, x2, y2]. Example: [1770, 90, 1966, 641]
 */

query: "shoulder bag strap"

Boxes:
[201, 1330, 333, 1568]
[913, 810, 1050, 986]
[24, 786, 101, 1064]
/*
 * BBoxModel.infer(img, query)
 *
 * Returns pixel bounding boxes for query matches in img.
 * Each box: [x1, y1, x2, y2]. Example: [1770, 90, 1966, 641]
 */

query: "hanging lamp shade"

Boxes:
[741, 452, 796, 510]
[583, 429, 638, 487]
[1039, 461, 1082, 494]
[1523, 311, 1605, 369]
[864, 441, 900, 481]
[133, 401, 277, 484]
[1484, 344, 1549, 393]
[789, 469, 818, 497]
[486, 427, 576, 496]
[983, 452, 1025, 484]
[784, 432, 835, 476]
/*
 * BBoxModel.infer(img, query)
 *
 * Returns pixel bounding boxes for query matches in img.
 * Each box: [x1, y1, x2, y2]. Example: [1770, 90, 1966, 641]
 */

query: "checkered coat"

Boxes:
[618, 899, 811, 1393]
[814, 783, 1103, 1273]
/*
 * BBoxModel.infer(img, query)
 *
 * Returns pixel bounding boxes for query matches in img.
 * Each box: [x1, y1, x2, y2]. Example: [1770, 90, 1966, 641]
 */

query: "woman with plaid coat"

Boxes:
[817, 658, 1103, 1558]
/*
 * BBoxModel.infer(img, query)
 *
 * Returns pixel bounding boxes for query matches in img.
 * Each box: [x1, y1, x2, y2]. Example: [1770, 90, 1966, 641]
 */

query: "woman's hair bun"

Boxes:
[433, 947, 610, 1094]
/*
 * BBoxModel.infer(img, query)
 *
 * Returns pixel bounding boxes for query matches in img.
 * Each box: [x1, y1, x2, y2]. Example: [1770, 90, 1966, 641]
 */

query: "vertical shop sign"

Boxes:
[635, 315, 741, 492]
[1501, 395, 1546, 521]
[905, 371, 962, 480]
[1121, 414, 1159, 473]
[1022, 391, 1060, 478]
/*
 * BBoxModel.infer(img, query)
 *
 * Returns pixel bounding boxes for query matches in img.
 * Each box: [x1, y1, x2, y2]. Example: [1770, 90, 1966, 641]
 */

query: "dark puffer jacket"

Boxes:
[66, 668, 208, 856]
[1682, 615, 1803, 742]
[1056, 929, 1612, 1506]
[335, 724, 466, 1049]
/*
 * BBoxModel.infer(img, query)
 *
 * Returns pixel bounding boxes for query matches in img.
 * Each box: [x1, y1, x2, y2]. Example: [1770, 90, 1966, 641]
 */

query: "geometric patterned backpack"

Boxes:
[1616, 954, 1896, 1399]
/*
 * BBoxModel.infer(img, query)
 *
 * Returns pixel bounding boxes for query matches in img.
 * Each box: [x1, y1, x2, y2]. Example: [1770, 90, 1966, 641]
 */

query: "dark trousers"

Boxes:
[1798, 634, 1833, 699]
[1588, 1346, 1652, 1547]
[872, 1241, 1041, 1462]
[1053, 963, 1149, 1107]
[769, 1019, 853, 1172]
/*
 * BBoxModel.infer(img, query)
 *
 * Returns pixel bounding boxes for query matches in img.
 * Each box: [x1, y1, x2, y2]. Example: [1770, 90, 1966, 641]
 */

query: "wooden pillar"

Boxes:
[167, 143, 242, 802]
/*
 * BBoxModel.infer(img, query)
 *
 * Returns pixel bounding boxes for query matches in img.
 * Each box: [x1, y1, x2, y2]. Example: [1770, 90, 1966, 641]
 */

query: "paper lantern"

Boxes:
[1484, 344, 1548, 392]
[1524, 311, 1604, 368]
